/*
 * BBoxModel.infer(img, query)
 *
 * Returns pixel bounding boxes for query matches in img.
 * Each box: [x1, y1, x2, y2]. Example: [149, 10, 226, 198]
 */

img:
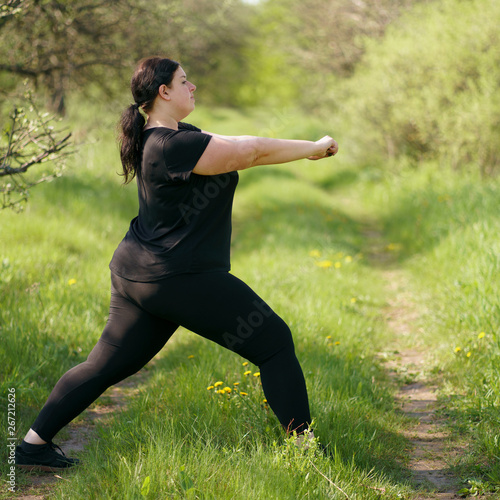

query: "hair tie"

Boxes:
[132, 103, 140, 110]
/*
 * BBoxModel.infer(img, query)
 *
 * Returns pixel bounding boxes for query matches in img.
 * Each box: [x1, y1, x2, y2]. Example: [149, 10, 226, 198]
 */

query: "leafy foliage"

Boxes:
[241, 0, 416, 109]
[340, 0, 500, 174]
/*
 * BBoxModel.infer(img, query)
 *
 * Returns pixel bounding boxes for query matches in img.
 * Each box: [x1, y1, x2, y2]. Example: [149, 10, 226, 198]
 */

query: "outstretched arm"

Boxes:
[201, 131, 255, 142]
[193, 133, 338, 176]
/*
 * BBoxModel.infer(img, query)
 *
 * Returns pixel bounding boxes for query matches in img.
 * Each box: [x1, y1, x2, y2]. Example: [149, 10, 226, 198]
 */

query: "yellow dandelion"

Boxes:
[242, 361, 249, 366]
[239, 392, 248, 396]
[326, 335, 332, 339]
[454, 347, 461, 353]
[216, 390, 224, 394]
[244, 370, 251, 376]
[466, 352, 472, 358]
[207, 386, 214, 391]
[223, 387, 232, 393]
[262, 399, 268, 404]
[334, 262, 342, 269]
[187, 355, 195, 359]
[68, 278, 77, 286]
[386, 243, 402, 251]
[253, 372, 260, 377]
[233, 382, 240, 386]
[345, 256, 353, 263]
[478, 332, 486, 339]
[214, 381, 223, 387]
[335, 341, 340, 345]
[316, 260, 332, 268]
[350, 297, 357, 303]
[309, 249, 321, 258]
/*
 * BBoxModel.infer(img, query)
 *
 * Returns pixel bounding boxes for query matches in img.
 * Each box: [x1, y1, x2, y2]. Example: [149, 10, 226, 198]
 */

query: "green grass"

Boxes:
[348, 161, 500, 492]
[1, 102, 499, 498]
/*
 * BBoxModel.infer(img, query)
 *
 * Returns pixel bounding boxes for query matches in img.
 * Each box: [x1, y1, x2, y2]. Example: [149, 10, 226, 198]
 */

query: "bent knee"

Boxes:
[234, 313, 295, 366]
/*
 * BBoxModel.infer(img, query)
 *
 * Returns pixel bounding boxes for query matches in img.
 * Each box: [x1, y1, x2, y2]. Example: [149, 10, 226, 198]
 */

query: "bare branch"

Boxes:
[0, 133, 71, 176]
[1, 88, 74, 210]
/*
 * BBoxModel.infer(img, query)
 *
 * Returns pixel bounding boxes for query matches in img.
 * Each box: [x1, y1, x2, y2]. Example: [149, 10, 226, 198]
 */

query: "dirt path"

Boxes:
[382, 269, 462, 499]
[362, 224, 465, 498]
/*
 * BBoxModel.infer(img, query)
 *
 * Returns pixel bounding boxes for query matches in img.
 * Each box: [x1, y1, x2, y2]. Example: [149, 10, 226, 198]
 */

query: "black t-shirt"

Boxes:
[109, 123, 239, 281]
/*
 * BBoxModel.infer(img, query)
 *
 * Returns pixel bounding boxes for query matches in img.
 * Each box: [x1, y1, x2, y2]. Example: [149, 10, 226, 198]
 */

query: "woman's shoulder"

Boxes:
[143, 126, 210, 163]
[143, 127, 182, 152]
[144, 125, 203, 146]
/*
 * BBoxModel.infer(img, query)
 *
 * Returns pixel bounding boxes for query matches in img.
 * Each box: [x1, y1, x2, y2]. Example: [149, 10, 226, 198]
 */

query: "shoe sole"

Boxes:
[16, 463, 76, 473]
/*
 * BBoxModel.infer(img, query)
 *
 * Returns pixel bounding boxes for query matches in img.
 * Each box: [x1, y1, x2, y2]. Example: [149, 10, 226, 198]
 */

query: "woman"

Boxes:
[16, 56, 338, 471]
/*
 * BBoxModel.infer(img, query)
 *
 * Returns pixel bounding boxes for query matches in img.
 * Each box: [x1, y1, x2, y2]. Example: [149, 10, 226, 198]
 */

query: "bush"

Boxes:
[340, 0, 500, 174]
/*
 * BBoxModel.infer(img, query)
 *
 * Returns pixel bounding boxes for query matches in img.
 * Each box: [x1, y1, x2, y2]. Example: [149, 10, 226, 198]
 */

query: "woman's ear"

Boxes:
[159, 84, 171, 101]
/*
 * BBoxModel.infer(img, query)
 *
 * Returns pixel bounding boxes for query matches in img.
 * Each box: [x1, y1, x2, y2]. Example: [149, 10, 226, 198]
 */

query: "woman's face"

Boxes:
[164, 66, 197, 119]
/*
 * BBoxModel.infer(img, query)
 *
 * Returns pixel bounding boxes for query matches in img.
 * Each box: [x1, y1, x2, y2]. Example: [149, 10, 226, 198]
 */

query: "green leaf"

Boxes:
[140, 476, 150, 497]
[179, 465, 195, 492]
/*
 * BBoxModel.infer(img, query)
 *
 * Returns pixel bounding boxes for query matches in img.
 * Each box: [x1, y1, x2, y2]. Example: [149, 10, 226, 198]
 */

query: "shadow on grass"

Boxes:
[367, 176, 500, 266]
[310, 167, 361, 192]
[236, 165, 500, 274]
[238, 162, 362, 193]
[232, 194, 366, 259]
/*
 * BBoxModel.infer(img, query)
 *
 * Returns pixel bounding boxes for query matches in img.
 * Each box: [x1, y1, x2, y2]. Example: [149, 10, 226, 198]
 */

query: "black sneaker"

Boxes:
[15, 442, 80, 472]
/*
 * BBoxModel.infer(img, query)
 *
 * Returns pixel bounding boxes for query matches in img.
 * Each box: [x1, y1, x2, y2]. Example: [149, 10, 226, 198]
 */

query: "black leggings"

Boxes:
[31, 272, 311, 442]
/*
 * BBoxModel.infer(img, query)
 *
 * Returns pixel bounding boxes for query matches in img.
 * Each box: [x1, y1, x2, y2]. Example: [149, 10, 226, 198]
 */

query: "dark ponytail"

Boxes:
[118, 57, 180, 183]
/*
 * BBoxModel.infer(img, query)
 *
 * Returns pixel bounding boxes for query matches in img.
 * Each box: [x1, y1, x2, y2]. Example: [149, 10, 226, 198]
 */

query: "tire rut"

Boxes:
[363, 224, 463, 498]
[382, 269, 463, 499]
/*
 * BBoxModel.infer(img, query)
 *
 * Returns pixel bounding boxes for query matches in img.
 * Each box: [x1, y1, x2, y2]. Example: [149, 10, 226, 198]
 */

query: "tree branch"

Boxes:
[1, 87, 74, 210]
[0, 133, 71, 176]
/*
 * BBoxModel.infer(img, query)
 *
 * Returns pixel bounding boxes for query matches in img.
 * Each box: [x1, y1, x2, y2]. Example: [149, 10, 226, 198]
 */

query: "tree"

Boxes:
[0, 0, 134, 114]
[243, 0, 418, 110]
[0, 0, 256, 112]
[1, 89, 72, 210]
[159, 0, 255, 106]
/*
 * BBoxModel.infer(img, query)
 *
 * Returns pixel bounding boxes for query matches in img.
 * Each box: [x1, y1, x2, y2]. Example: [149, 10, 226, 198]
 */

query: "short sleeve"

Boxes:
[178, 122, 202, 132]
[162, 129, 212, 182]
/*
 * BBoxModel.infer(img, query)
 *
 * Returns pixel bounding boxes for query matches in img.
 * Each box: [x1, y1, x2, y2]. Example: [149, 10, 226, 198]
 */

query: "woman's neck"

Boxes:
[144, 115, 178, 130]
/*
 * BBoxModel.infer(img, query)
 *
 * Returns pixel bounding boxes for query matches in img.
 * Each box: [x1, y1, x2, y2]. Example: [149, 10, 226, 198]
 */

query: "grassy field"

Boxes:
[1, 103, 499, 498]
